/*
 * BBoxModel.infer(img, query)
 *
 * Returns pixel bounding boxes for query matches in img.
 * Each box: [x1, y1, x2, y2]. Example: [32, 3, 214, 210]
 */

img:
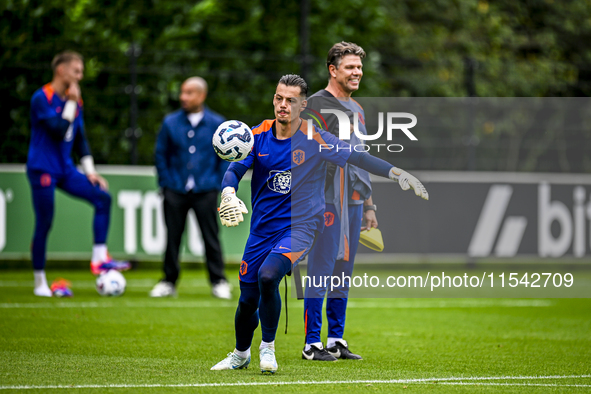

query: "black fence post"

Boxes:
[464, 57, 478, 172]
[125, 43, 141, 165]
[299, 0, 311, 84]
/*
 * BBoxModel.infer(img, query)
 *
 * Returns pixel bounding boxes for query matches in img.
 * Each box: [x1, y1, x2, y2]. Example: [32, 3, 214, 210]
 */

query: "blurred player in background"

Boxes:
[27, 51, 129, 297]
[152, 77, 231, 299]
[300, 41, 373, 361]
[210, 74, 428, 373]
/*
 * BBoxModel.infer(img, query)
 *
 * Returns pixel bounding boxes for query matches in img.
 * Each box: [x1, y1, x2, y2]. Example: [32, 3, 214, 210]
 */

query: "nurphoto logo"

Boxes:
[308, 110, 418, 153]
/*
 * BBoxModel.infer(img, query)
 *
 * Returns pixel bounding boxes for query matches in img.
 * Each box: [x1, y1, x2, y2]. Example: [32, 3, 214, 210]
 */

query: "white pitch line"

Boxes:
[436, 382, 591, 387]
[0, 301, 236, 309]
[0, 374, 589, 390]
[0, 279, 211, 288]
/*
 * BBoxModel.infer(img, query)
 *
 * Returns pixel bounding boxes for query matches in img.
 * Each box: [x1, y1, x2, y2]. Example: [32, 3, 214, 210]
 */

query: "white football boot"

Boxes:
[149, 281, 176, 297]
[212, 280, 232, 300]
[34, 285, 52, 297]
[259, 347, 278, 373]
[210, 351, 250, 370]
[33, 271, 51, 297]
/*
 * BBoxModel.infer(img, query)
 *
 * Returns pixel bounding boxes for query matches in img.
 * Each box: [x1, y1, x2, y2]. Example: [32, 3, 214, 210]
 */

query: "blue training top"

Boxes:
[28, 83, 90, 175]
[223, 119, 352, 237]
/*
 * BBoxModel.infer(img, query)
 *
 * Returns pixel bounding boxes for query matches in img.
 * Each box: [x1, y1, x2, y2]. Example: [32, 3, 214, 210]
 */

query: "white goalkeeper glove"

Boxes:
[219, 187, 248, 227]
[389, 167, 429, 200]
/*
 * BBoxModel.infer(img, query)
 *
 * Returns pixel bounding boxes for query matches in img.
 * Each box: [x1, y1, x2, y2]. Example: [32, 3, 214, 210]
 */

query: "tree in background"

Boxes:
[1, 0, 590, 171]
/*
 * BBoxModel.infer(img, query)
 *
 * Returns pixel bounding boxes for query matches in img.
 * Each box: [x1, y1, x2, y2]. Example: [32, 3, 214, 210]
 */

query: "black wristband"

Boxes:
[363, 204, 377, 212]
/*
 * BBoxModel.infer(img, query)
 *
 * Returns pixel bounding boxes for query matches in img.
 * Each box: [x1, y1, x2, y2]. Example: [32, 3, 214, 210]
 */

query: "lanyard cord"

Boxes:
[284, 276, 288, 334]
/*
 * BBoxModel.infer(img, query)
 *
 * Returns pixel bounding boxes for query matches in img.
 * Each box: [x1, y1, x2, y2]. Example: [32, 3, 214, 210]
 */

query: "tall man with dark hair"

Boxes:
[210, 74, 428, 373]
[152, 77, 231, 299]
[27, 51, 129, 296]
[300, 41, 374, 361]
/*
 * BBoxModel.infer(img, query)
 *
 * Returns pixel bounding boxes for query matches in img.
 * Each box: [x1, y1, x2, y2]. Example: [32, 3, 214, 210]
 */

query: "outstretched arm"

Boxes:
[312, 127, 428, 200]
[347, 151, 429, 200]
[221, 161, 249, 191]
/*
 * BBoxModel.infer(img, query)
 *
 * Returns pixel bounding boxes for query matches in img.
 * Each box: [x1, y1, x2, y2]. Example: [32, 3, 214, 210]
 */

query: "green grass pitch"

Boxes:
[1, 267, 590, 393]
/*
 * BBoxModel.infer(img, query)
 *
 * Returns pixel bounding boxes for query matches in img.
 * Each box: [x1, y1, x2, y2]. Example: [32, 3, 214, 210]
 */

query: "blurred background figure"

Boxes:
[27, 51, 130, 297]
[152, 77, 231, 299]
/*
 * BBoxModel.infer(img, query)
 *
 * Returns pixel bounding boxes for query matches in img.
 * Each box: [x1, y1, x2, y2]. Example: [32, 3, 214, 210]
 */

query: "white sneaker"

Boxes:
[210, 351, 250, 370]
[259, 347, 278, 373]
[212, 280, 232, 300]
[149, 281, 176, 297]
[34, 285, 52, 297]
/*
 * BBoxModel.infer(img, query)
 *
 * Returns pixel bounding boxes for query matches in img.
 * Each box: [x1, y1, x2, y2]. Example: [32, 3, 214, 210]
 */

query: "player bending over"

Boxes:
[27, 51, 130, 296]
[210, 74, 427, 373]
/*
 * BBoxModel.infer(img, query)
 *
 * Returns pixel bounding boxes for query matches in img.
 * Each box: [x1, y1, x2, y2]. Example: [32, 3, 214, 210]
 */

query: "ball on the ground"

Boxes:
[96, 270, 126, 297]
[212, 120, 254, 162]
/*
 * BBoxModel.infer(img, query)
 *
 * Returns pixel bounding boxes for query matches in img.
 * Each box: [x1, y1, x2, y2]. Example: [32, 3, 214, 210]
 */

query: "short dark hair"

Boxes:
[277, 74, 308, 97]
[326, 42, 366, 70]
[51, 51, 83, 72]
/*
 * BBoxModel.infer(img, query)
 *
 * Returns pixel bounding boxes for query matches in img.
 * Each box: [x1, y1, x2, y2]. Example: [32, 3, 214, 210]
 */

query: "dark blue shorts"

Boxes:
[239, 222, 317, 283]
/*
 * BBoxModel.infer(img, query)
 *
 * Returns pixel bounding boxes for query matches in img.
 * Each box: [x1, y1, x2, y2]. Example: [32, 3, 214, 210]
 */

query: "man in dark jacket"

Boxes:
[152, 77, 231, 299]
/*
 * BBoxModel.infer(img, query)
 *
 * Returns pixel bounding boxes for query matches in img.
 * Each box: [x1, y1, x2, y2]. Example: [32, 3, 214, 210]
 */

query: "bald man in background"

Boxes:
[152, 77, 231, 299]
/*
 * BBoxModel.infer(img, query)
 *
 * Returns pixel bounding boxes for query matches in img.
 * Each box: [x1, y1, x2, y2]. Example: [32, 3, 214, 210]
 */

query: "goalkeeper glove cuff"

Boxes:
[62, 100, 77, 123]
[80, 155, 96, 175]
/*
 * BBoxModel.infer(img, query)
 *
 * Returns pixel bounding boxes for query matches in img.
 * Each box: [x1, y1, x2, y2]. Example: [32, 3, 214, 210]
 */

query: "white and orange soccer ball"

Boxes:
[212, 120, 254, 162]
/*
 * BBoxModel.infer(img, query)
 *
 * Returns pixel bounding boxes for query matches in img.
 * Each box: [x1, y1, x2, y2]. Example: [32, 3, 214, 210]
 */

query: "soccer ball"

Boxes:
[96, 270, 126, 297]
[212, 120, 254, 162]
